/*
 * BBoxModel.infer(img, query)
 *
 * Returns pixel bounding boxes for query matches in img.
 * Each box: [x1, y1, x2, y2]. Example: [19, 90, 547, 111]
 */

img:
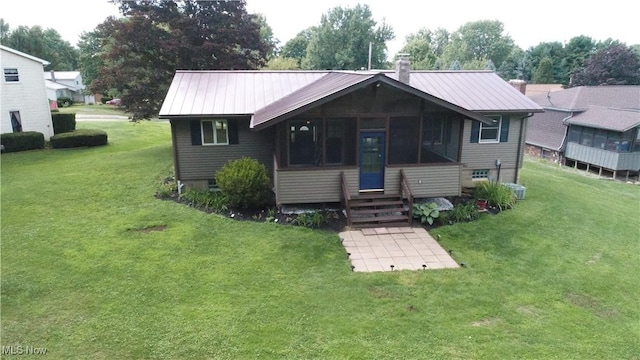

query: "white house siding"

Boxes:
[460, 116, 525, 187]
[1, 48, 53, 140]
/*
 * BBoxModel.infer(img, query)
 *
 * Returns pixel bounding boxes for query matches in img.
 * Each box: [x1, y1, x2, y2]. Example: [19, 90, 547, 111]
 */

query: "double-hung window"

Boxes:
[4, 68, 19, 82]
[479, 115, 501, 143]
[201, 119, 228, 145]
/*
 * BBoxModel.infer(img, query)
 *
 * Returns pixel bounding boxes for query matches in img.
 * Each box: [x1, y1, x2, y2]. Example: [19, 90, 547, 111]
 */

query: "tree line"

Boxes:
[1, 1, 638, 120]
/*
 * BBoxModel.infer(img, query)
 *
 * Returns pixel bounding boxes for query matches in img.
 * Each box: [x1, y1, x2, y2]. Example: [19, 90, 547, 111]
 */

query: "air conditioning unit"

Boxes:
[502, 183, 526, 200]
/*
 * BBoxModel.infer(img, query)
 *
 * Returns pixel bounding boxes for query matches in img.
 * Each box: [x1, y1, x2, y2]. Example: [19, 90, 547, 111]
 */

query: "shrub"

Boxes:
[50, 129, 108, 148]
[56, 97, 73, 107]
[180, 188, 228, 212]
[475, 181, 517, 211]
[215, 157, 271, 209]
[413, 202, 440, 225]
[0, 131, 45, 153]
[51, 113, 76, 134]
[449, 202, 480, 223]
[292, 211, 326, 228]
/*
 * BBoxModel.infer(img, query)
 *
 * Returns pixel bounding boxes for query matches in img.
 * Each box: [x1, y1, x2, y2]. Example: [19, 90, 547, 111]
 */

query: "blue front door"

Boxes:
[359, 132, 385, 190]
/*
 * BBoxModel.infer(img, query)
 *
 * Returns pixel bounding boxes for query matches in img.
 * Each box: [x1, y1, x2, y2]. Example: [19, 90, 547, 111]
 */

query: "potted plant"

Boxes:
[476, 199, 488, 210]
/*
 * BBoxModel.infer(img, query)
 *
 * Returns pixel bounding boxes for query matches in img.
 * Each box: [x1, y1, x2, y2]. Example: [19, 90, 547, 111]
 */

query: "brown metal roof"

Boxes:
[159, 70, 543, 124]
[159, 71, 326, 117]
[251, 72, 495, 129]
[565, 106, 640, 132]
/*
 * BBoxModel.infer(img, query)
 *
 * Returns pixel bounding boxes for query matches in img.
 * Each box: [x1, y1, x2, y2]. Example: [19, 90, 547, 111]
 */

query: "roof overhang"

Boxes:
[250, 72, 492, 130]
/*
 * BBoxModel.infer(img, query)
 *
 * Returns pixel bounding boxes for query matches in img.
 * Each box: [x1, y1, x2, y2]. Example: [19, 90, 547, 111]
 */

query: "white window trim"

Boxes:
[479, 115, 501, 144]
[201, 119, 229, 145]
[3, 68, 20, 83]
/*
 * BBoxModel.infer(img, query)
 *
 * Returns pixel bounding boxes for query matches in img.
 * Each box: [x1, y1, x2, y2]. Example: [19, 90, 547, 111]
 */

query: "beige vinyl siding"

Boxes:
[275, 168, 358, 204]
[172, 119, 274, 181]
[384, 165, 462, 197]
[460, 116, 525, 184]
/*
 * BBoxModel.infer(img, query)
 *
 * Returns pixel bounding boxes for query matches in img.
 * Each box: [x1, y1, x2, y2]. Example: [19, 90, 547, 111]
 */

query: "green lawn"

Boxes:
[2, 121, 639, 359]
[57, 103, 130, 116]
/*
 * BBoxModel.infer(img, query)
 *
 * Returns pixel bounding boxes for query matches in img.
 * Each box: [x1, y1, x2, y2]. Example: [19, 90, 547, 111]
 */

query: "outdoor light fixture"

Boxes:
[390, 265, 395, 271]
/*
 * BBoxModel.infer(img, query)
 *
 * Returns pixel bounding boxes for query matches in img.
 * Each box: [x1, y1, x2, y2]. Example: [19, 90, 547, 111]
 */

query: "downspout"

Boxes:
[515, 113, 535, 183]
[558, 112, 575, 164]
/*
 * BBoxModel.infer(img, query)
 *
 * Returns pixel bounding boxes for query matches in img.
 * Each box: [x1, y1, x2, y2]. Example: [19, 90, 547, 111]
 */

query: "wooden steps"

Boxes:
[346, 193, 411, 228]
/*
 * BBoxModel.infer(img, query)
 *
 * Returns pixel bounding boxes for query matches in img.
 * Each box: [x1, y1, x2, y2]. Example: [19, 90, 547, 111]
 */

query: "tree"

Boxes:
[280, 28, 314, 68]
[399, 28, 435, 70]
[302, 4, 394, 70]
[77, 17, 121, 95]
[525, 42, 565, 83]
[561, 36, 596, 85]
[497, 47, 526, 80]
[253, 13, 279, 59]
[533, 56, 555, 83]
[0, 19, 9, 43]
[91, 0, 268, 119]
[440, 20, 515, 71]
[263, 57, 299, 70]
[3, 24, 78, 70]
[569, 44, 640, 86]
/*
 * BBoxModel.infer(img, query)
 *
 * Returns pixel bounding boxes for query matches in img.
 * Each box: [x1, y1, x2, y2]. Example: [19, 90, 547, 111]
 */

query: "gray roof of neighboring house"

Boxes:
[529, 85, 640, 111]
[160, 70, 542, 128]
[0, 45, 50, 66]
[566, 106, 640, 132]
[526, 85, 640, 149]
[525, 110, 569, 150]
[44, 79, 69, 90]
[44, 71, 81, 80]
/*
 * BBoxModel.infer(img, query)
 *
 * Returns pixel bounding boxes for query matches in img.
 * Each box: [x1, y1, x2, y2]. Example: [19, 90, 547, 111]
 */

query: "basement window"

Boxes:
[472, 169, 489, 180]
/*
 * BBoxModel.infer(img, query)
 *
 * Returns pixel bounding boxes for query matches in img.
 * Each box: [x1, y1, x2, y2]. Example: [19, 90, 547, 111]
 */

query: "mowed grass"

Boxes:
[2, 121, 639, 359]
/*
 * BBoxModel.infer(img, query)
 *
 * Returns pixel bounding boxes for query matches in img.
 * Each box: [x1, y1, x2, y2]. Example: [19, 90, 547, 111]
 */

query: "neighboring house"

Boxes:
[526, 86, 640, 179]
[44, 70, 95, 104]
[1, 45, 54, 140]
[159, 57, 542, 209]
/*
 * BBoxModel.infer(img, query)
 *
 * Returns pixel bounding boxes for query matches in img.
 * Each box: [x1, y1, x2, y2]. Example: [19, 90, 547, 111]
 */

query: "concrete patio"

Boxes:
[339, 226, 459, 272]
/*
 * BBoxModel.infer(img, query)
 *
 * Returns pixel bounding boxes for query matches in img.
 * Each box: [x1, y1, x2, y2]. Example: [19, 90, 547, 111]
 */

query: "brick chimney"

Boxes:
[509, 79, 527, 95]
[396, 53, 411, 84]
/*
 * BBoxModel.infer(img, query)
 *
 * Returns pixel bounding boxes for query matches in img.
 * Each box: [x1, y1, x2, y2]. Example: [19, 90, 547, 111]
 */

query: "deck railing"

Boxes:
[399, 169, 414, 224]
[340, 171, 352, 227]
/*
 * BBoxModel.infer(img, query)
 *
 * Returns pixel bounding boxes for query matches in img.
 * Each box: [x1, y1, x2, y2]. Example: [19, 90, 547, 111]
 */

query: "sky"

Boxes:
[2, 0, 638, 58]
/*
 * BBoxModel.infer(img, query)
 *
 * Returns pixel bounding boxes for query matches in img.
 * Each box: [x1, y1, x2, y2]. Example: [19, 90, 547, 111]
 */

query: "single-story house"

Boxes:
[1, 45, 54, 140]
[159, 57, 542, 222]
[526, 86, 640, 178]
[44, 70, 95, 104]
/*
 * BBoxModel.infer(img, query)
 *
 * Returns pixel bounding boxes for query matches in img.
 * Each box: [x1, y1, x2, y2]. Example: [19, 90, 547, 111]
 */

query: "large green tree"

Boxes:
[90, 0, 268, 119]
[440, 20, 515, 71]
[569, 44, 640, 86]
[302, 4, 394, 70]
[525, 41, 566, 83]
[532, 56, 555, 83]
[280, 28, 315, 68]
[1, 21, 78, 70]
[560, 35, 596, 85]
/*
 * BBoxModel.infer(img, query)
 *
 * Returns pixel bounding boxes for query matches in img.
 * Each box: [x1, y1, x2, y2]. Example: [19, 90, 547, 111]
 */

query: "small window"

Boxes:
[472, 169, 489, 180]
[4, 68, 19, 82]
[207, 179, 220, 191]
[201, 119, 228, 145]
[479, 116, 501, 143]
[10, 111, 22, 132]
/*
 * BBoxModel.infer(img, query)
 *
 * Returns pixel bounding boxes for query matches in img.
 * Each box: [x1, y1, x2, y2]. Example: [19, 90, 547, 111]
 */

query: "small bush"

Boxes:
[413, 202, 440, 225]
[449, 202, 480, 223]
[0, 131, 45, 153]
[292, 211, 326, 228]
[52, 113, 76, 134]
[180, 188, 228, 212]
[215, 157, 271, 209]
[475, 181, 517, 211]
[56, 97, 73, 108]
[50, 129, 108, 148]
